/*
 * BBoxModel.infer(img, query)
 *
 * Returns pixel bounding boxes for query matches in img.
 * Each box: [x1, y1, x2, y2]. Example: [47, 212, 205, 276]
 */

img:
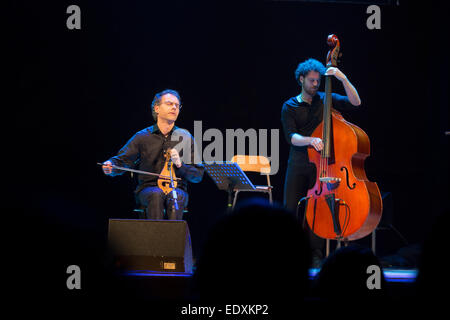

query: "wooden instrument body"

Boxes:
[305, 111, 382, 240]
[157, 149, 178, 195]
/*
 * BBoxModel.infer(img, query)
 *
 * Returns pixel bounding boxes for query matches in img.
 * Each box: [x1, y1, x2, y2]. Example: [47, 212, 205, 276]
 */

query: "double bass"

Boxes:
[305, 34, 382, 241]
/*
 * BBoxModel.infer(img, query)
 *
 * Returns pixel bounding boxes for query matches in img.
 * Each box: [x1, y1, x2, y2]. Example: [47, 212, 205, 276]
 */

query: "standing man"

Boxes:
[102, 89, 204, 220]
[281, 58, 361, 266]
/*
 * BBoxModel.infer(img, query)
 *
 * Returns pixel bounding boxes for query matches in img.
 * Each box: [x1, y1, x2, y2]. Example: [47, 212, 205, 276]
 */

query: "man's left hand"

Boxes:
[325, 67, 347, 82]
[170, 149, 182, 168]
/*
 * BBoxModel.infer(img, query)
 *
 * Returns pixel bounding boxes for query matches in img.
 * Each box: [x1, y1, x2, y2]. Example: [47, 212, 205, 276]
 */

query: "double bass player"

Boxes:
[281, 58, 362, 267]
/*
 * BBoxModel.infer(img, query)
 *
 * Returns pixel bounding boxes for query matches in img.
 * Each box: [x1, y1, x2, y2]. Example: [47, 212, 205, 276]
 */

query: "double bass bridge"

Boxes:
[319, 177, 341, 183]
[320, 176, 341, 191]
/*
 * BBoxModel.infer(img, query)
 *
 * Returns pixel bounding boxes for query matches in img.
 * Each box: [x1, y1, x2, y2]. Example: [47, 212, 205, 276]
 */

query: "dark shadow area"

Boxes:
[313, 244, 388, 307]
[191, 198, 311, 312]
[414, 210, 449, 312]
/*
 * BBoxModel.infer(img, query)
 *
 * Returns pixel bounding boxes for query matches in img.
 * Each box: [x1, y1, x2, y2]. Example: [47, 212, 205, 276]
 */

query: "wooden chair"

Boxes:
[230, 155, 273, 209]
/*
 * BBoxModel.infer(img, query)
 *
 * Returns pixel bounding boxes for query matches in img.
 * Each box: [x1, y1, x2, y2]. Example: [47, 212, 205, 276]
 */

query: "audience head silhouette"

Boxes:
[315, 244, 387, 304]
[193, 198, 311, 303]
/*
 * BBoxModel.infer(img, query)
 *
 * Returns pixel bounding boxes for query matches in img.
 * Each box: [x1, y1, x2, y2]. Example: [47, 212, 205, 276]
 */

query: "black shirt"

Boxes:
[108, 124, 204, 194]
[281, 91, 358, 167]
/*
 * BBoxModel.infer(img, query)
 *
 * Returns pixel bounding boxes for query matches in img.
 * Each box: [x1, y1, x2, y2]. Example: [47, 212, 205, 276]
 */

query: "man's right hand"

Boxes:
[102, 160, 114, 175]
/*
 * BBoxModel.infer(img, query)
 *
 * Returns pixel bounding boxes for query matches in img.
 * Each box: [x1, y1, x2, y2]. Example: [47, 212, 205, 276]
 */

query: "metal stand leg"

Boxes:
[372, 229, 376, 254]
[326, 238, 350, 258]
[231, 190, 239, 210]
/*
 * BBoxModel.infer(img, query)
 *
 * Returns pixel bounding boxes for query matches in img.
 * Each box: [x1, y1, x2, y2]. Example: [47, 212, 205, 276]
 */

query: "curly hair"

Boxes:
[294, 58, 326, 86]
[151, 89, 181, 121]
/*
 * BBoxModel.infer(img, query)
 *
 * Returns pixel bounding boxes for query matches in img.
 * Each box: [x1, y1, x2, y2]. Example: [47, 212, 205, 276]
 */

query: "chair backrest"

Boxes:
[230, 155, 271, 174]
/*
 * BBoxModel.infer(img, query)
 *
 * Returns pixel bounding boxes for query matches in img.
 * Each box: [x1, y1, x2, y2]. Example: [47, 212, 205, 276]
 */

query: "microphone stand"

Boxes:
[168, 159, 179, 211]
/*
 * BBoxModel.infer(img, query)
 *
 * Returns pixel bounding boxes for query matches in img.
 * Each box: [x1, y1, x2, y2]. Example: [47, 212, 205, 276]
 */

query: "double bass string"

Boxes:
[319, 147, 324, 178]
[319, 144, 327, 179]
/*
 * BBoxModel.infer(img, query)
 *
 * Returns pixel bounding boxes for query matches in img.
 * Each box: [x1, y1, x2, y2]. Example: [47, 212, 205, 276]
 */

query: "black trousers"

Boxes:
[283, 163, 325, 258]
[137, 186, 188, 220]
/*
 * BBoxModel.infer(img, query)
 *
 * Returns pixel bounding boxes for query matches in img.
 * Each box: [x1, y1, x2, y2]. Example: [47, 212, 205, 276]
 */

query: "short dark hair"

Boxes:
[151, 89, 181, 121]
[294, 58, 326, 86]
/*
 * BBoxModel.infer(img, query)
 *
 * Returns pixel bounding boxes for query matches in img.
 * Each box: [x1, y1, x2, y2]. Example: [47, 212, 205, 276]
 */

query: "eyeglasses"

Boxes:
[162, 101, 182, 110]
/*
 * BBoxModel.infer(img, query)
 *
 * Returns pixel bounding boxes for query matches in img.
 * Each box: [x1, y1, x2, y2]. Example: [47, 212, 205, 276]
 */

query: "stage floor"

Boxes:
[121, 268, 419, 302]
[309, 267, 418, 283]
[125, 268, 418, 283]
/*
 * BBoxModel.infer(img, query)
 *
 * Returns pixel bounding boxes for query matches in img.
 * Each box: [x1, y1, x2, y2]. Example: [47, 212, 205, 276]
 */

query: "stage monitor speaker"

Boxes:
[108, 219, 193, 273]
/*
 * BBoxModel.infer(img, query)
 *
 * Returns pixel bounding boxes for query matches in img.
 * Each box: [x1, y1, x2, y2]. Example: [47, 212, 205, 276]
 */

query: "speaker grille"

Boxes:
[108, 219, 193, 273]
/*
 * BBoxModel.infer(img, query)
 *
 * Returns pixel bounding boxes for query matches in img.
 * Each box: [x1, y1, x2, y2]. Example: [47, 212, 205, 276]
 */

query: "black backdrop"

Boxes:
[12, 1, 448, 262]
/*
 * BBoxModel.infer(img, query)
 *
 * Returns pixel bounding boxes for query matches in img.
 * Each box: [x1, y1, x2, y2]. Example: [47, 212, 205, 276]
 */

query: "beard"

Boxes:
[304, 86, 318, 97]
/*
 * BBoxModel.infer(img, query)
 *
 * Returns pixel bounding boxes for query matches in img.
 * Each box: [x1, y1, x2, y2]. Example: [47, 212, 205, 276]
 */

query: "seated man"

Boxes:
[102, 89, 204, 220]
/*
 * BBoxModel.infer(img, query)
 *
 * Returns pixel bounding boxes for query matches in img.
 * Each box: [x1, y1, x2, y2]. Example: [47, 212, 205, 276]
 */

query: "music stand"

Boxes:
[203, 161, 256, 212]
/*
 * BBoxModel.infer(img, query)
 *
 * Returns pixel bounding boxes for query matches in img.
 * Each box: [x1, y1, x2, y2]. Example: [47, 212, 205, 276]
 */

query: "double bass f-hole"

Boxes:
[315, 182, 323, 196]
[340, 166, 356, 189]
